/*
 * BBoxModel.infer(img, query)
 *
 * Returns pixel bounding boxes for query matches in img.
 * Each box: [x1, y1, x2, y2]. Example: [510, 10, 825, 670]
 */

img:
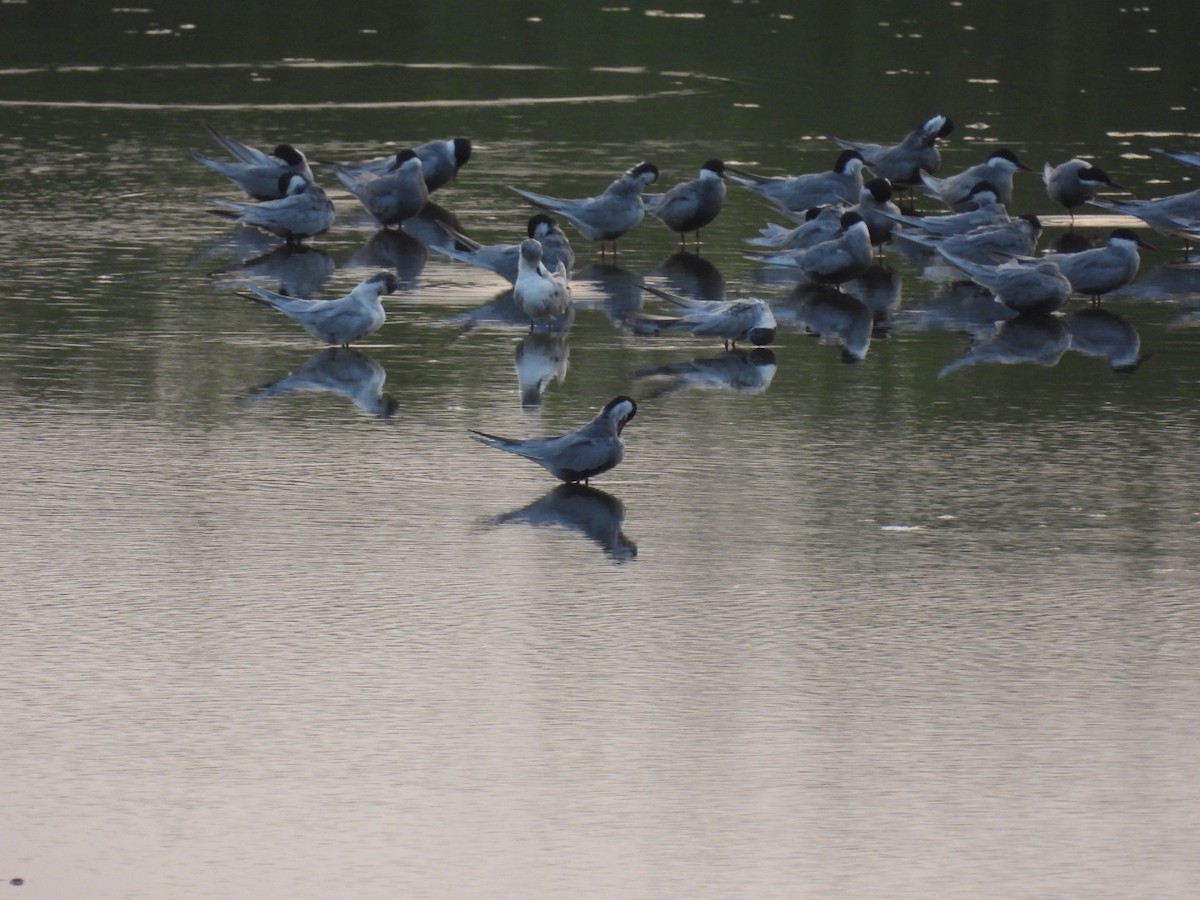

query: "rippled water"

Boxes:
[3, 3, 1200, 898]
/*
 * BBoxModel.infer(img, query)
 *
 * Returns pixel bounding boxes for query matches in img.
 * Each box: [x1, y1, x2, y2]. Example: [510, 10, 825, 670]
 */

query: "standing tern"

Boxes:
[192, 123, 313, 200]
[1018, 228, 1153, 302]
[833, 114, 954, 186]
[1087, 187, 1200, 238]
[430, 214, 575, 284]
[919, 148, 1032, 211]
[937, 251, 1071, 315]
[725, 149, 867, 213]
[1152, 147, 1200, 170]
[908, 214, 1042, 266]
[469, 396, 637, 484]
[750, 210, 873, 287]
[237, 272, 397, 346]
[331, 137, 472, 192]
[745, 205, 844, 250]
[886, 182, 1010, 237]
[514, 238, 572, 329]
[852, 177, 902, 248]
[510, 161, 660, 255]
[211, 173, 335, 244]
[335, 149, 429, 227]
[1043, 158, 1123, 223]
[642, 158, 727, 248]
[626, 284, 777, 348]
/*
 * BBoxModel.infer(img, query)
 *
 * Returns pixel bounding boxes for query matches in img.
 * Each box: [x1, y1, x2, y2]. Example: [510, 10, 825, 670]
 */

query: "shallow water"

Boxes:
[3, 3, 1200, 898]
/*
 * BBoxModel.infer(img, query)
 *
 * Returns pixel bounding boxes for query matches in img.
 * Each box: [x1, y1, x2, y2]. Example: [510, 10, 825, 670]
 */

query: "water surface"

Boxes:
[3, 3, 1200, 898]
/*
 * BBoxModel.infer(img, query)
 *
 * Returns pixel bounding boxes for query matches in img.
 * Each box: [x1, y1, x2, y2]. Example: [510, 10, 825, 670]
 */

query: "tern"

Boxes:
[1152, 147, 1200, 170]
[852, 177, 902, 247]
[886, 181, 1010, 237]
[1088, 187, 1200, 237]
[335, 149, 429, 227]
[330, 137, 472, 192]
[469, 396, 637, 483]
[745, 205, 844, 250]
[833, 114, 954, 186]
[627, 284, 777, 348]
[908, 214, 1042, 266]
[192, 123, 313, 200]
[1043, 159, 1123, 223]
[937, 251, 1071, 315]
[430, 214, 575, 284]
[642, 158, 727, 247]
[211, 173, 335, 244]
[1018, 228, 1153, 302]
[510, 161, 659, 255]
[725, 149, 867, 213]
[750, 210, 873, 287]
[514, 238, 572, 329]
[237, 272, 397, 346]
[919, 148, 1032, 211]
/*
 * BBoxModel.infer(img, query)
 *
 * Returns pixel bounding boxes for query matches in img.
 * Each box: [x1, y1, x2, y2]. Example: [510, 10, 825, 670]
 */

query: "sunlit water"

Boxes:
[3, 3, 1200, 898]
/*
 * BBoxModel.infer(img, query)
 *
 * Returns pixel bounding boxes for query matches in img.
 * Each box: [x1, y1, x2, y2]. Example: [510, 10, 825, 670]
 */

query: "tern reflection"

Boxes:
[195, 226, 336, 299]
[1067, 308, 1148, 373]
[440, 288, 575, 343]
[652, 251, 726, 302]
[398, 199, 463, 251]
[220, 243, 336, 299]
[634, 348, 777, 398]
[343, 228, 427, 288]
[515, 332, 570, 408]
[938, 313, 1070, 378]
[896, 281, 1015, 336]
[1114, 262, 1200, 301]
[247, 347, 398, 418]
[1052, 230, 1094, 254]
[850, 263, 902, 331]
[483, 483, 637, 563]
[775, 283, 873, 363]
[571, 262, 644, 323]
[191, 223, 283, 268]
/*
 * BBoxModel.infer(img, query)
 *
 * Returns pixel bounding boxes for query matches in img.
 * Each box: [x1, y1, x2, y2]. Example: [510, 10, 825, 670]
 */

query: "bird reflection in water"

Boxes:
[897, 281, 1015, 336]
[482, 484, 637, 563]
[247, 347, 398, 418]
[571, 262, 645, 323]
[398, 199, 464, 252]
[938, 313, 1071, 378]
[343, 227, 427, 289]
[196, 226, 336, 299]
[1115, 262, 1200, 302]
[1052, 230, 1095, 255]
[1067, 308, 1148, 374]
[652, 251, 727, 302]
[775, 283, 873, 363]
[850, 263, 903, 333]
[438, 286, 575, 343]
[220, 243, 336, 299]
[515, 332, 570, 408]
[634, 348, 776, 398]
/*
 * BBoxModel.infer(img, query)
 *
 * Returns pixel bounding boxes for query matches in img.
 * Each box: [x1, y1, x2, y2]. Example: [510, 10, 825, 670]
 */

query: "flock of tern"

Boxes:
[195, 115, 1200, 483]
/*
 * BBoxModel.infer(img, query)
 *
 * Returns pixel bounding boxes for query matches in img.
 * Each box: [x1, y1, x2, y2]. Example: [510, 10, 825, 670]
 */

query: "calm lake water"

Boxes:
[3, 2, 1200, 898]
